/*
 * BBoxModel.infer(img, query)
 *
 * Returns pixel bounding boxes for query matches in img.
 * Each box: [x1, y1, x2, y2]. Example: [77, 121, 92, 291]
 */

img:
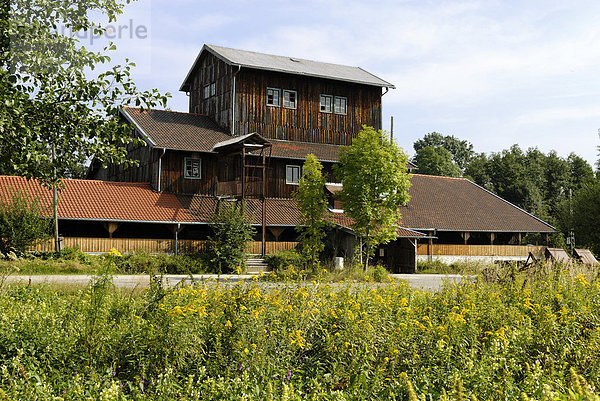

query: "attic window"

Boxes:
[267, 87, 280, 107]
[184, 157, 201, 179]
[283, 90, 297, 109]
[204, 83, 216, 99]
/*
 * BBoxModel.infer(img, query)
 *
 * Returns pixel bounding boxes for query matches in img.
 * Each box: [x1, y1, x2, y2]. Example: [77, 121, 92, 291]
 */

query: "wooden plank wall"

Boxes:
[235, 69, 382, 145]
[416, 244, 546, 257]
[32, 237, 298, 255]
[160, 151, 219, 194]
[189, 52, 233, 132]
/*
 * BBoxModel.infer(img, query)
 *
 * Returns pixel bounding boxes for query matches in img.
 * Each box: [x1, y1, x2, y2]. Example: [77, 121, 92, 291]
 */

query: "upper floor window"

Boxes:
[283, 90, 297, 109]
[334, 96, 347, 115]
[267, 87, 281, 107]
[286, 165, 302, 184]
[320, 94, 333, 113]
[203, 82, 216, 99]
[184, 157, 202, 179]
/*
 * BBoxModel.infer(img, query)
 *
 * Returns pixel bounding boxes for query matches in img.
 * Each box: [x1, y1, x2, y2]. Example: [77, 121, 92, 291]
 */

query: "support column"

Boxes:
[103, 222, 120, 238]
[462, 232, 470, 245]
[490, 233, 496, 245]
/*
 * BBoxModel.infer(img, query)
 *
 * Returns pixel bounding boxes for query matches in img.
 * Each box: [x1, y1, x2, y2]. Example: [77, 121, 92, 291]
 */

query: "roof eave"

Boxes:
[119, 107, 157, 147]
[179, 45, 395, 90]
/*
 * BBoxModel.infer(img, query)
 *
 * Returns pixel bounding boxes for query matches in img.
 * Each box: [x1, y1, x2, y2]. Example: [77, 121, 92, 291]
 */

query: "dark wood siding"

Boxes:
[160, 151, 218, 195]
[188, 52, 233, 133]
[234, 69, 382, 145]
[102, 144, 158, 187]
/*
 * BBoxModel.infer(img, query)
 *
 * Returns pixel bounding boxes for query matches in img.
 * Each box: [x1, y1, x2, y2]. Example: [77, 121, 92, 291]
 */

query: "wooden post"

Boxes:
[261, 150, 266, 258]
[103, 222, 119, 238]
[463, 232, 470, 245]
[518, 232, 522, 245]
[52, 143, 60, 252]
[490, 233, 495, 245]
[241, 145, 246, 199]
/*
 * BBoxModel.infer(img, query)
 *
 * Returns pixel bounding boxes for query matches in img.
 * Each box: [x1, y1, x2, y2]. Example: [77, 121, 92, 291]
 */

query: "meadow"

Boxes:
[1, 259, 600, 400]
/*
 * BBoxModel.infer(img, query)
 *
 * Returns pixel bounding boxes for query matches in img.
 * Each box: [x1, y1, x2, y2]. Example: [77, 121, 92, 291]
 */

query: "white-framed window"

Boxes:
[210, 82, 216, 97]
[184, 157, 202, 179]
[334, 96, 347, 115]
[286, 165, 302, 184]
[320, 94, 333, 113]
[283, 90, 297, 109]
[267, 87, 281, 107]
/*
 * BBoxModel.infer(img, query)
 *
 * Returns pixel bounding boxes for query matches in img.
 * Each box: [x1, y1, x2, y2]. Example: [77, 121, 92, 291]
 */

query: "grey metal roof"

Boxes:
[180, 44, 395, 91]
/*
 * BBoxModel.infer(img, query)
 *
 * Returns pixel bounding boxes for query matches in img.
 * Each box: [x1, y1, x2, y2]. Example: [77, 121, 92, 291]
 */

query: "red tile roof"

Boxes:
[121, 107, 231, 152]
[0, 176, 196, 223]
[400, 174, 555, 232]
[0, 174, 554, 234]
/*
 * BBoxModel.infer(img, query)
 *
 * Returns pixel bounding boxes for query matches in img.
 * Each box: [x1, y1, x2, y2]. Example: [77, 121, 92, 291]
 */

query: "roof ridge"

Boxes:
[207, 44, 364, 70]
[121, 106, 210, 118]
[410, 173, 467, 181]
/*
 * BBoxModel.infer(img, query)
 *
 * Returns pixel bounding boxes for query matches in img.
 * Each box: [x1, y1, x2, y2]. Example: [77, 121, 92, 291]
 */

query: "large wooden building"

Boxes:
[1, 44, 556, 272]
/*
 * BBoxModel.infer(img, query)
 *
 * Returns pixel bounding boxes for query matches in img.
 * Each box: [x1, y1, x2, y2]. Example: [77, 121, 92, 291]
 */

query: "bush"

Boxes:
[0, 190, 51, 254]
[207, 201, 254, 274]
[264, 249, 306, 271]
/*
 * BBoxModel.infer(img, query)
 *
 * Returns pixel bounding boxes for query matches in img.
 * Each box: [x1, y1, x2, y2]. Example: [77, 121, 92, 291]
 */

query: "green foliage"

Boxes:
[336, 126, 411, 268]
[0, 0, 169, 186]
[561, 179, 600, 255]
[3, 267, 600, 398]
[1, 250, 206, 275]
[294, 154, 330, 268]
[413, 145, 461, 177]
[0, 189, 51, 254]
[413, 132, 474, 170]
[264, 249, 305, 271]
[207, 201, 254, 274]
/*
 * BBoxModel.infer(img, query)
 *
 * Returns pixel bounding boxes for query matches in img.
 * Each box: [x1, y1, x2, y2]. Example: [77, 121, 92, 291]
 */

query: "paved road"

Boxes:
[4, 273, 471, 291]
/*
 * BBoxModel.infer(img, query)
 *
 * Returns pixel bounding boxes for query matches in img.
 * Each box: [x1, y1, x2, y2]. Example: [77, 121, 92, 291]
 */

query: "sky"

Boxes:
[97, 0, 600, 166]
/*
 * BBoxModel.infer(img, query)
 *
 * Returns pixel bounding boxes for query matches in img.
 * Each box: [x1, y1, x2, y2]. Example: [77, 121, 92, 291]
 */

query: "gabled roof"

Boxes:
[121, 107, 231, 152]
[180, 44, 395, 92]
[400, 174, 555, 233]
[212, 133, 270, 153]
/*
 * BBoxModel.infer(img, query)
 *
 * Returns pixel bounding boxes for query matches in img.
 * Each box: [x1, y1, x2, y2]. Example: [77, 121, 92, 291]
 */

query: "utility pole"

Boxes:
[390, 116, 394, 142]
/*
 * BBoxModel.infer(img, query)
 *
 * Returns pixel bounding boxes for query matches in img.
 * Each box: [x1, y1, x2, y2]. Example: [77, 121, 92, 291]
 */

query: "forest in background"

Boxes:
[412, 132, 600, 254]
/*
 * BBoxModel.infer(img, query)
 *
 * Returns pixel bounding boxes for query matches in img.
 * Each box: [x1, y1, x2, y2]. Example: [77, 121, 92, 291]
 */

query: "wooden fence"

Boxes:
[31, 237, 298, 255]
[416, 244, 545, 257]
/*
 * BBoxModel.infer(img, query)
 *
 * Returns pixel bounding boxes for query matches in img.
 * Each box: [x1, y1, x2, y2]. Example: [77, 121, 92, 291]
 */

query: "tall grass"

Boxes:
[1, 262, 600, 399]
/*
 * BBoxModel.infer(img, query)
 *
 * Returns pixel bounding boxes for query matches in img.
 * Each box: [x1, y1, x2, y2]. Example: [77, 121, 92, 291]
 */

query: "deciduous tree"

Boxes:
[413, 146, 461, 177]
[294, 154, 330, 269]
[336, 126, 411, 269]
[413, 132, 474, 170]
[0, 0, 168, 186]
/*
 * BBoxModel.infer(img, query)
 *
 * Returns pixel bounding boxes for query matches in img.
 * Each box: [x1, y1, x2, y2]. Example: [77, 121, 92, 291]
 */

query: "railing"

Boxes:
[31, 237, 298, 255]
[416, 244, 545, 257]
